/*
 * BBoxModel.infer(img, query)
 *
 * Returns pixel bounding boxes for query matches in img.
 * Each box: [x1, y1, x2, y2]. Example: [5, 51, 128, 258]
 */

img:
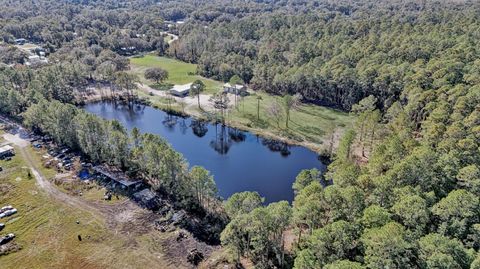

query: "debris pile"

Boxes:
[187, 248, 204, 265]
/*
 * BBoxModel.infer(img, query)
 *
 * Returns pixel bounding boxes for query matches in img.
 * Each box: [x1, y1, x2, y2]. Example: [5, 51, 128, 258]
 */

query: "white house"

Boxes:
[170, 83, 193, 97]
[0, 145, 14, 159]
[26, 55, 48, 66]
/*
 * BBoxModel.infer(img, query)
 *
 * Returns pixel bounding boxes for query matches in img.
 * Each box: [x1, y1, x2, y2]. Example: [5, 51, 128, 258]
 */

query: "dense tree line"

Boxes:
[221, 84, 480, 267]
[172, 0, 480, 112]
[20, 99, 221, 216]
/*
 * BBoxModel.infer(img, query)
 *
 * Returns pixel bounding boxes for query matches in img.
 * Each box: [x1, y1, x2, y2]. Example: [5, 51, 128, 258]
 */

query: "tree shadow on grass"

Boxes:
[243, 113, 269, 129]
[149, 83, 174, 91]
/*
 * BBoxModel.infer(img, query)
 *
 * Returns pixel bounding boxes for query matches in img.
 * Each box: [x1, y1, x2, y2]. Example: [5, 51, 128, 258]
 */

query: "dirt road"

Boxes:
[1, 119, 218, 268]
[3, 131, 107, 222]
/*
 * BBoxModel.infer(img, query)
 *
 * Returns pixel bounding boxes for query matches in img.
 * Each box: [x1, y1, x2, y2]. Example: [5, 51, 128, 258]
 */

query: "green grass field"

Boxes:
[144, 90, 354, 152]
[229, 92, 353, 145]
[130, 55, 222, 94]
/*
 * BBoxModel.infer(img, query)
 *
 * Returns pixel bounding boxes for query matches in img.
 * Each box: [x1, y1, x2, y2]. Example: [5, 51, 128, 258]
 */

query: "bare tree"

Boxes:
[266, 100, 284, 128]
[283, 93, 301, 128]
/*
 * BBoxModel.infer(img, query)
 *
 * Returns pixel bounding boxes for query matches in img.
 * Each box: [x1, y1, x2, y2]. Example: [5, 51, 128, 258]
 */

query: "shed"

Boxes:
[170, 83, 192, 97]
[223, 83, 248, 96]
[133, 188, 160, 209]
[93, 165, 143, 191]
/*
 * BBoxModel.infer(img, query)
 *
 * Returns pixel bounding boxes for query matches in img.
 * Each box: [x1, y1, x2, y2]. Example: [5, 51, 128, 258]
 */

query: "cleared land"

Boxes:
[130, 55, 222, 94]
[0, 129, 216, 269]
[129, 56, 354, 152]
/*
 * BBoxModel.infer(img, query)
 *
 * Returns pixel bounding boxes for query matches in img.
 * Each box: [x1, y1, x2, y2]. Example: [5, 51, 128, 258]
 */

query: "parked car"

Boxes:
[0, 206, 13, 214]
[0, 233, 15, 245]
[0, 208, 17, 218]
[64, 163, 73, 170]
[0, 223, 4, 231]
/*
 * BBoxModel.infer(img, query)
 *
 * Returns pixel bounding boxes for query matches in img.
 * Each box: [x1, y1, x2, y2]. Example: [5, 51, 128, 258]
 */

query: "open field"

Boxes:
[130, 55, 222, 94]
[138, 88, 354, 153]
[227, 92, 354, 151]
[0, 129, 216, 269]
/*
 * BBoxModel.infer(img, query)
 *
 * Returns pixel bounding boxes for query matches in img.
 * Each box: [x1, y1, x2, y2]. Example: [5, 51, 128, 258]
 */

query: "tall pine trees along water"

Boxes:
[219, 88, 480, 267]
[21, 100, 220, 216]
[1, 0, 480, 268]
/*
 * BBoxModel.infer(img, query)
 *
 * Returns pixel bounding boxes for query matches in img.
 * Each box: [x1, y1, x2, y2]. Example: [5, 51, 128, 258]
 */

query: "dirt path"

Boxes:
[160, 31, 179, 44]
[137, 83, 215, 112]
[3, 131, 107, 222]
[0, 123, 142, 224]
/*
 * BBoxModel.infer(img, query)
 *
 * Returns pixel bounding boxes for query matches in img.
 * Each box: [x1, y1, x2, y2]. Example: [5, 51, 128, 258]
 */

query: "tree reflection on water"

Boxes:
[190, 119, 208, 138]
[210, 124, 232, 155]
[261, 139, 291, 156]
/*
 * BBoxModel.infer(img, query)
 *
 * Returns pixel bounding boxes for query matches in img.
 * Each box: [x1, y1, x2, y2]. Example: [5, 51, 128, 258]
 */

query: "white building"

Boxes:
[170, 83, 193, 97]
[0, 145, 14, 159]
[223, 83, 248, 96]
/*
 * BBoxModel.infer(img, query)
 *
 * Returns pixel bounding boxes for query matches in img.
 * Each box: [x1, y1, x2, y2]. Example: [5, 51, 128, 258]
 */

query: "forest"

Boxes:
[0, 0, 480, 268]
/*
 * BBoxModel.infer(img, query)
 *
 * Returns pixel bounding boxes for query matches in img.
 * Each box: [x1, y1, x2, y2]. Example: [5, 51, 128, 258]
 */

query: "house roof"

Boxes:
[224, 83, 245, 89]
[170, 83, 192, 93]
[0, 145, 14, 154]
[93, 165, 142, 187]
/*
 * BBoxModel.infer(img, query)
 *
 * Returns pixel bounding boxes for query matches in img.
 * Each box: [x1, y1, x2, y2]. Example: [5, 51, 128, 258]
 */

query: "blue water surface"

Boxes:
[84, 102, 325, 203]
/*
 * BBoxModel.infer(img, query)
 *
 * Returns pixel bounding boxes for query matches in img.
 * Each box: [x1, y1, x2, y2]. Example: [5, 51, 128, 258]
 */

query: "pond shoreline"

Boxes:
[80, 94, 334, 160]
[83, 100, 327, 203]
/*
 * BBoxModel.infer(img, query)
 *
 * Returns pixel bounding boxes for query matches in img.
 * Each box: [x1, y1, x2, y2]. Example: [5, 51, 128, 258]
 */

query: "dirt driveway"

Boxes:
[1, 125, 218, 268]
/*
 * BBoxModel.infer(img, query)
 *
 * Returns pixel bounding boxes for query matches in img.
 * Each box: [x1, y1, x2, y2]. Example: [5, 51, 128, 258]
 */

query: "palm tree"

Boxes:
[256, 95, 263, 120]
[190, 80, 205, 109]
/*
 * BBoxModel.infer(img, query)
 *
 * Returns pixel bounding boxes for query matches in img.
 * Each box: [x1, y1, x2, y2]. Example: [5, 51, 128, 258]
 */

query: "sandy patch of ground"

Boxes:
[3, 133, 29, 148]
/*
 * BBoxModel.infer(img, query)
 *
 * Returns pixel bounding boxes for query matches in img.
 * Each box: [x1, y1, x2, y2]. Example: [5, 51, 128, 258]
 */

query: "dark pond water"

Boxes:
[84, 102, 325, 203]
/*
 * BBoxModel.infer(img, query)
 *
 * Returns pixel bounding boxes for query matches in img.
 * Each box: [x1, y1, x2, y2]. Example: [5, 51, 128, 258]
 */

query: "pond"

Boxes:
[84, 102, 325, 203]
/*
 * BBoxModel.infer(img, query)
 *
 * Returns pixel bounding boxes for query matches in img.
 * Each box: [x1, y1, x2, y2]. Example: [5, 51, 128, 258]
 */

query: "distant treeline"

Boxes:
[1, 1, 480, 268]
[173, 0, 480, 110]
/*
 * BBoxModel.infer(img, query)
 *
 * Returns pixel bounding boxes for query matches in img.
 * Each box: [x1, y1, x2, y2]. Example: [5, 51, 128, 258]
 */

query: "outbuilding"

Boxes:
[170, 83, 192, 97]
[223, 83, 248, 96]
[133, 188, 160, 209]
[92, 165, 143, 192]
[0, 145, 14, 159]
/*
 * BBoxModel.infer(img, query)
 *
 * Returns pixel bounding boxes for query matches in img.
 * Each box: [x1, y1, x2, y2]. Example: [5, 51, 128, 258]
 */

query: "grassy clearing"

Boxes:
[227, 92, 354, 150]
[130, 55, 222, 94]
[143, 90, 354, 153]
[130, 56, 355, 152]
[0, 139, 173, 268]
